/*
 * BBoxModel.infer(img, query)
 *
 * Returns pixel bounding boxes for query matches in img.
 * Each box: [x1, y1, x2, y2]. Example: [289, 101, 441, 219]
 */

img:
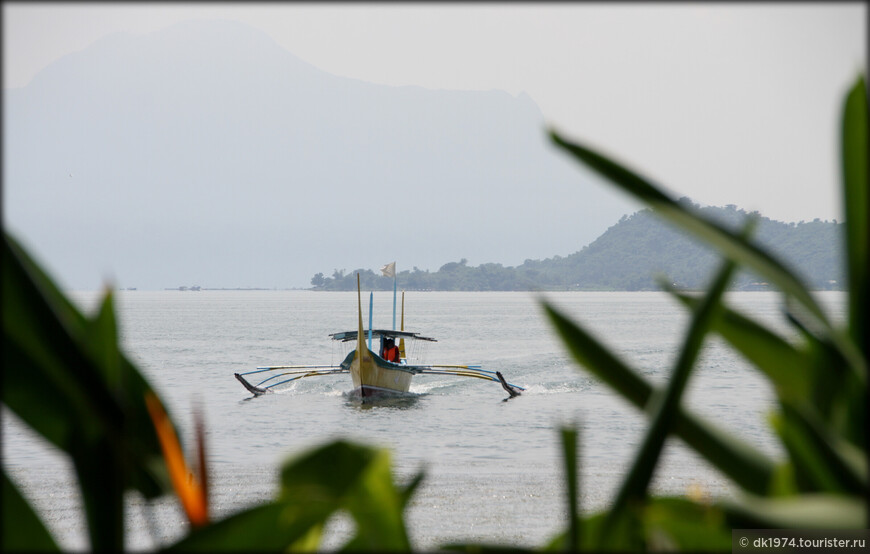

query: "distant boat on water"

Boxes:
[235, 271, 523, 399]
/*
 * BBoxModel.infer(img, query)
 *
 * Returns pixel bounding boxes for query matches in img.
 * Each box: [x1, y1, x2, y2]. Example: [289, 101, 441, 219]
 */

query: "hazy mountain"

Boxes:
[523, 201, 844, 290]
[3, 19, 630, 290]
[311, 201, 844, 291]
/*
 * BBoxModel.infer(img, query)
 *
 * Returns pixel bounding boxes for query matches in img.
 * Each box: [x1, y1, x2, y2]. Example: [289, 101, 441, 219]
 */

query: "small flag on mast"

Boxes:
[380, 262, 396, 278]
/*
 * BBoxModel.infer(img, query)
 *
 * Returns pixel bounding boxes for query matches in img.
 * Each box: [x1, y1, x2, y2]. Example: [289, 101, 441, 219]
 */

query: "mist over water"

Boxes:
[3, 290, 846, 550]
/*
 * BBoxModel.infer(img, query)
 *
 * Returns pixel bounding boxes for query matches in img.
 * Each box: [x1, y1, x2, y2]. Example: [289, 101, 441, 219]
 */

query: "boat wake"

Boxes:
[343, 389, 424, 410]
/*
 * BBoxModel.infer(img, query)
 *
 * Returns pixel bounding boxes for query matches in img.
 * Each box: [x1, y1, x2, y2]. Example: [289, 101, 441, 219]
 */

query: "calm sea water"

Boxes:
[3, 290, 846, 550]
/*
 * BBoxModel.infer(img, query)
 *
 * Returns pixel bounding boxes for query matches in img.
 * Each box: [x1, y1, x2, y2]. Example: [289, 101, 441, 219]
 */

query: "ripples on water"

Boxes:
[3, 290, 845, 550]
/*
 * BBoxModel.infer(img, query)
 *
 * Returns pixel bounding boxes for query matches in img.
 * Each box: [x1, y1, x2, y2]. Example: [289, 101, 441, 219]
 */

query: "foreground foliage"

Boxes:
[530, 74, 866, 549]
[2, 231, 422, 551]
[446, 74, 866, 552]
[2, 75, 865, 551]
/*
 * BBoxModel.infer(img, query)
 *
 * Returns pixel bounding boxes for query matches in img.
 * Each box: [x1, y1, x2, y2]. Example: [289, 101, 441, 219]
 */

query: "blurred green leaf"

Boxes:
[547, 511, 641, 552]
[2, 471, 59, 552]
[642, 497, 730, 551]
[597, 257, 735, 545]
[665, 286, 814, 402]
[549, 131, 825, 323]
[780, 308, 866, 451]
[276, 441, 384, 549]
[74, 440, 125, 551]
[542, 302, 774, 494]
[279, 440, 378, 505]
[772, 401, 866, 494]
[841, 76, 868, 360]
[169, 440, 413, 551]
[3, 235, 169, 494]
[3, 232, 170, 549]
[398, 471, 426, 512]
[549, 130, 866, 382]
[542, 498, 730, 552]
[723, 493, 866, 529]
[3, 234, 121, 451]
[342, 448, 411, 551]
[835, 376, 867, 451]
[83, 292, 126, 392]
[440, 544, 533, 553]
[560, 426, 580, 551]
[540, 299, 649, 407]
[540, 74, 867, 548]
[595, 508, 646, 551]
[164, 502, 315, 551]
[543, 511, 605, 551]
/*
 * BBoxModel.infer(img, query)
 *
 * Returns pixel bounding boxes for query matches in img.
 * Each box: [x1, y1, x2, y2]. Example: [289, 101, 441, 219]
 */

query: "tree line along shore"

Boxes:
[311, 201, 843, 292]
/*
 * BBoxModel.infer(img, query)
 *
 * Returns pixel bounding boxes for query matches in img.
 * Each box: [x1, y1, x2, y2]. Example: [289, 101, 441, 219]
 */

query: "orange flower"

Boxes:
[145, 392, 209, 528]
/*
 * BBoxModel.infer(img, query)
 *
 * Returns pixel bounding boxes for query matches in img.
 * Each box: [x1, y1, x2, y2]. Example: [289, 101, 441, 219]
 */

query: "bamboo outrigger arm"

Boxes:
[234, 366, 348, 396]
[235, 364, 524, 397]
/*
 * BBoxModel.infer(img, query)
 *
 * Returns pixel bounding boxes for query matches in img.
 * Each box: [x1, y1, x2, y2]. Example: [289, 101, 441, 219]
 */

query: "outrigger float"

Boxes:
[235, 268, 524, 399]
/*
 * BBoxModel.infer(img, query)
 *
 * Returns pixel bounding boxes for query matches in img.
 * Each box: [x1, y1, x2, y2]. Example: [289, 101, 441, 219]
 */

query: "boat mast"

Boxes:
[368, 292, 373, 352]
[398, 291, 406, 360]
[392, 270, 397, 331]
[356, 273, 369, 362]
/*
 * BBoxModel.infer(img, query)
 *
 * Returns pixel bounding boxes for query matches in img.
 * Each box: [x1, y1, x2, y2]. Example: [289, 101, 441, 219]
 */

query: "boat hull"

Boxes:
[342, 350, 416, 396]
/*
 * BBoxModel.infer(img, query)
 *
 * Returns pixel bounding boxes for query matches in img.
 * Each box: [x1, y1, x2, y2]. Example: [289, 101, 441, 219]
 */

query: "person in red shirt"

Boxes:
[381, 337, 400, 363]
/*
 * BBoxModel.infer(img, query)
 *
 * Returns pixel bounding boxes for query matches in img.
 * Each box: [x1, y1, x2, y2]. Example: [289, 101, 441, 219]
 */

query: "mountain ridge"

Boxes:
[4, 18, 630, 290]
[311, 199, 844, 291]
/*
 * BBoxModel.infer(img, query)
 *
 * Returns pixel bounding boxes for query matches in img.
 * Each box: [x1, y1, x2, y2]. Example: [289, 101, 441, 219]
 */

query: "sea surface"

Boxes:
[3, 290, 846, 550]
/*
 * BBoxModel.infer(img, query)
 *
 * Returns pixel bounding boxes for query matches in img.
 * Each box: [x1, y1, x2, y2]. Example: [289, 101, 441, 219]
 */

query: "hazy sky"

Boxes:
[3, 2, 866, 224]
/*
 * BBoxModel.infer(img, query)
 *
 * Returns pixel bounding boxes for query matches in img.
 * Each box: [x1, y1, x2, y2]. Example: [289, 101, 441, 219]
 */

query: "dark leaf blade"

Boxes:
[560, 426, 580, 551]
[773, 401, 866, 493]
[723, 494, 866, 529]
[173, 441, 395, 551]
[83, 290, 123, 388]
[669, 409, 775, 496]
[3, 234, 126, 549]
[280, 440, 411, 551]
[666, 287, 813, 401]
[279, 440, 379, 502]
[3, 234, 165, 461]
[542, 300, 775, 494]
[2, 471, 59, 552]
[1, 338, 79, 449]
[599, 257, 735, 543]
[547, 131, 859, 363]
[642, 497, 731, 552]
[398, 470, 425, 512]
[3, 232, 173, 548]
[117, 357, 171, 499]
[541, 300, 650, 407]
[2, 233, 122, 450]
[164, 502, 321, 551]
[841, 75, 868, 359]
[342, 448, 411, 551]
[72, 440, 125, 551]
[440, 543, 533, 553]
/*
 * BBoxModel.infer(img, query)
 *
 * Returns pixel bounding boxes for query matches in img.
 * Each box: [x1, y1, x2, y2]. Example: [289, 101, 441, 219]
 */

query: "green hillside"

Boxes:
[310, 199, 844, 291]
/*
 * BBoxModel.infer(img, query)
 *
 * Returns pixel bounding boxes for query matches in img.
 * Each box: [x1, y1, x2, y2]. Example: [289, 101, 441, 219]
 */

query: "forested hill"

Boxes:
[310, 200, 844, 291]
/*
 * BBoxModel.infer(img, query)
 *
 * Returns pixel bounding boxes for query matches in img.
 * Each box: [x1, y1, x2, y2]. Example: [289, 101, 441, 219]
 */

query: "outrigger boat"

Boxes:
[235, 270, 524, 399]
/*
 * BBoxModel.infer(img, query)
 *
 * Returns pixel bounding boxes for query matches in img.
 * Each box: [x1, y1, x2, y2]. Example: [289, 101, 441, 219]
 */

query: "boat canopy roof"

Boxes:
[329, 329, 437, 343]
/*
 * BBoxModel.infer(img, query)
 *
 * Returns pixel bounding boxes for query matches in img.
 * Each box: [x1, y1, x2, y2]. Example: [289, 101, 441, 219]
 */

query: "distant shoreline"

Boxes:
[91, 287, 846, 293]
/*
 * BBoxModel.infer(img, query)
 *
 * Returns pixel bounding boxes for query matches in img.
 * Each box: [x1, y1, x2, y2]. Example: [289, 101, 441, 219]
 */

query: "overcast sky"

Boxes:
[3, 2, 866, 224]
